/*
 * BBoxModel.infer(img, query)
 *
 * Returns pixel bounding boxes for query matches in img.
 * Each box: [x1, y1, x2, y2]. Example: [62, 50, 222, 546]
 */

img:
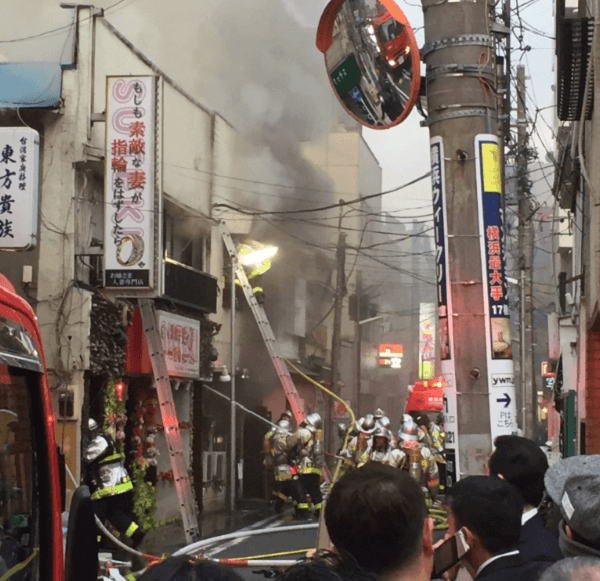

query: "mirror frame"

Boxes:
[316, 0, 421, 129]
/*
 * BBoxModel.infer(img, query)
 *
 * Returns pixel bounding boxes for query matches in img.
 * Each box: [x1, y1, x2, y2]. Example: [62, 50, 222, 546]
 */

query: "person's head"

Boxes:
[304, 412, 322, 430]
[445, 476, 524, 575]
[279, 410, 293, 422]
[372, 427, 391, 450]
[414, 414, 430, 429]
[540, 557, 600, 581]
[545, 455, 600, 552]
[487, 435, 549, 507]
[137, 557, 244, 581]
[88, 418, 100, 435]
[325, 463, 433, 580]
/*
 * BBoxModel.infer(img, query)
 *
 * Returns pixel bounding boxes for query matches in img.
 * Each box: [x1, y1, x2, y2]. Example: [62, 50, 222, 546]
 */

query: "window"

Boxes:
[163, 199, 207, 272]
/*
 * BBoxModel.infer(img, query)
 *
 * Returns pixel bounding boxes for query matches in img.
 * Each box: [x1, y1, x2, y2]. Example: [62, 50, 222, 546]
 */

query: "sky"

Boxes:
[0, 0, 556, 217]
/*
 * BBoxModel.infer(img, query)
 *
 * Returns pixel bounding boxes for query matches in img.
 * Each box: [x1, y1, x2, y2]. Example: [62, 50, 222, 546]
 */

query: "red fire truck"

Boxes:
[372, 11, 411, 69]
[0, 273, 96, 580]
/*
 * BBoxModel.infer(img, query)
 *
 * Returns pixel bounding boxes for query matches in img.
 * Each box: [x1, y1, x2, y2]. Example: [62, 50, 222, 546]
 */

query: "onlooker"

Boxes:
[277, 463, 434, 581]
[445, 476, 547, 581]
[137, 556, 244, 581]
[539, 557, 600, 581]
[544, 455, 600, 559]
[487, 435, 562, 563]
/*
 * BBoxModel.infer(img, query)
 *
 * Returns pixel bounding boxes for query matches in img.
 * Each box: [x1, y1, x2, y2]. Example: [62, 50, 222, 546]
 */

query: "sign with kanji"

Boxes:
[104, 76, 159, 291]
[379, 343, 403, 368]
[430, 137, 451, 360]
[475, 134, 517, 441]
[158, 311, 200, 378]
[0, 128, 39, 250]
[419, 302, 436, 378]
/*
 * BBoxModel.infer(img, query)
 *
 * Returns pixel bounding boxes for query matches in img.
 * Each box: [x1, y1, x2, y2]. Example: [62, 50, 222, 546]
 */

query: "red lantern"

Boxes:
[115, 381, 126, 401]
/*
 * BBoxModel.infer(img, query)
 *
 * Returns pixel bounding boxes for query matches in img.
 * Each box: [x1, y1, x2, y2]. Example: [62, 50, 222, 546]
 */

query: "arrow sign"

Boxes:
[496, 393, 511, 408]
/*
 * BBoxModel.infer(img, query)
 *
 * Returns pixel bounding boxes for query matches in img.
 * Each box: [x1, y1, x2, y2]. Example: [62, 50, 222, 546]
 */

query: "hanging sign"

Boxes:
[0, 128, 39, 250]
[475, 134, 517, 440]
[379, 343, 403, 368]
[104, 76, 160, 291]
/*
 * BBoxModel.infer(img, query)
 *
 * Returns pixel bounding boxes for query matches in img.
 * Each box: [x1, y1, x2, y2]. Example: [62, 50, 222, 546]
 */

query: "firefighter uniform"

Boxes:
[428, 418, 446, 494]
[358, 427, 407, 469]
[269, 420, 309, 516]
[339, 416, 376, 467]
[85, 419, 146, 548]
[286, 413, 323, 516]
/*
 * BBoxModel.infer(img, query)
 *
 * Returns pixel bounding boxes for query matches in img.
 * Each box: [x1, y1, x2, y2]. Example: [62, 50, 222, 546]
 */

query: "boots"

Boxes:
[130, 526, 147, 550]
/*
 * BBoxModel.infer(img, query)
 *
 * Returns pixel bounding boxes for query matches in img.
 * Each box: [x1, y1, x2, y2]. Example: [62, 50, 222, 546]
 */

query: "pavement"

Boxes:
[140, 498, 277, 558]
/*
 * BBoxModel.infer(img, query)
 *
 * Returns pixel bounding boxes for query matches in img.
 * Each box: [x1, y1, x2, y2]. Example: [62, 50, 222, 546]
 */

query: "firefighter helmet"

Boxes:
[280, 410, 293, 420]
[337, 423, 348, 439]
[378, 416, 391, 429]
[373, 426, 392, 441]
[399, 414, 419, 441]
[373, 408, 385, 420]
[88, 418, 99, 432]
[276, 419, 291, 431]
[361, 416, 376, 434]
[305, 412, 322, 429]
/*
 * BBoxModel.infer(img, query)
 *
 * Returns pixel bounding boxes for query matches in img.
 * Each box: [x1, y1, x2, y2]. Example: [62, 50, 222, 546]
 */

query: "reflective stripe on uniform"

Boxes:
[274, 474, 292, 481]
[299, 467, 321, 475]
[98, 453, 124, 465]
[313, 503, 323, 510]
[125, 522, 139, 538]
[272, 491, 287, 501]
[297, 503, 310, 510]
[90, 476, 133, 500]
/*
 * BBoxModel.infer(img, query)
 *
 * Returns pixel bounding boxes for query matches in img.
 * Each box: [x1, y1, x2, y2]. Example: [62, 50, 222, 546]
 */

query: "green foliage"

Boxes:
[132, 461, 158, 531]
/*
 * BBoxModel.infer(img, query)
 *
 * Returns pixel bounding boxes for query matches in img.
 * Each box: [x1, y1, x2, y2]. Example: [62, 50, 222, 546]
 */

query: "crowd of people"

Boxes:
[263, 407, 447, 516]
[138, 435, 600, 581]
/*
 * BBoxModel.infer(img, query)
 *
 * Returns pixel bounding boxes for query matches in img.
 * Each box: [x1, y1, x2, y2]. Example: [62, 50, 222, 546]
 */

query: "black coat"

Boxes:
[519, 514, 563, 563]
[475, 553, 547, 581]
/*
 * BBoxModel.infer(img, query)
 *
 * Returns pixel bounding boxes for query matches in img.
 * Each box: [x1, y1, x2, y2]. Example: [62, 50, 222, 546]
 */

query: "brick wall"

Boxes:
[585, 331, 600, 453]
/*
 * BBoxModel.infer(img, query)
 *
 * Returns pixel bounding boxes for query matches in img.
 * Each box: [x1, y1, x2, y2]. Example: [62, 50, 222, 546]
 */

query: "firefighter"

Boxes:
[85, 418, 147, 548]
[359, 426, 406, 468]
[398, 415, 423, 482]
[339, 415, 376, 466]
[427, 413, 446, 496]
[270, 419, 309, 517]
[263, 410, 293, 503]
[287, 413, 324, 517]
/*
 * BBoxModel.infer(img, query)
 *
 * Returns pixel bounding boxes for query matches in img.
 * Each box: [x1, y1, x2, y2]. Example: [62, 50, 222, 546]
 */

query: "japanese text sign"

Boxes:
[158, 311, 200, 379]
[379, 343, 403, 368]
[104, 76, 158, 290]
[0, 128, 39, 250]
[430, 137, 451, 360]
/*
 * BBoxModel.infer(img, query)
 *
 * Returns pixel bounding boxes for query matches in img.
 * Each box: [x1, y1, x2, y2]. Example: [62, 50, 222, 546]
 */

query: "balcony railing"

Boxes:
[163, 258, 218, 313]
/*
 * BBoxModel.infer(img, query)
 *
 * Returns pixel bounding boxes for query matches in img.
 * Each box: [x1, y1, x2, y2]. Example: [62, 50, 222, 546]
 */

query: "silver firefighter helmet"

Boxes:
[399, 414, 419, 442]
[276, 419, 291, 431]
[305, 412, 322, 429]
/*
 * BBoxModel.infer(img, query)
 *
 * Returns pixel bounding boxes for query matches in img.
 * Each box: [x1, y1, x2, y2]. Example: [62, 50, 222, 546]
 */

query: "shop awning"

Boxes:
[0, 63, 63, 108]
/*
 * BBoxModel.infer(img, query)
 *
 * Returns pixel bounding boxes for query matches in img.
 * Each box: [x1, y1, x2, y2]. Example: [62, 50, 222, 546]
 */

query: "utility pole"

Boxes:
[328, 230, 346, 457]
[516, 66, 537, 437]
[421, 0, 518, 480]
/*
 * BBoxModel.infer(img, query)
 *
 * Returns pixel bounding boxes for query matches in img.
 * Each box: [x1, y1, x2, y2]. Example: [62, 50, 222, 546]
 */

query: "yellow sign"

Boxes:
[481, 143, 501, 193]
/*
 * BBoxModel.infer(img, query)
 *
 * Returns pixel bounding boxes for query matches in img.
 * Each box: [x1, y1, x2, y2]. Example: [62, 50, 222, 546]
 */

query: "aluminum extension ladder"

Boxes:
[139, 299, 200, 544]
[221, 225, 306, 425]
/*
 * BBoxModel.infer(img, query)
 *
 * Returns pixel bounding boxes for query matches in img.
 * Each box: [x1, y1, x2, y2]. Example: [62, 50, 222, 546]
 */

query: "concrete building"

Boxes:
[548, 0, 599, 455]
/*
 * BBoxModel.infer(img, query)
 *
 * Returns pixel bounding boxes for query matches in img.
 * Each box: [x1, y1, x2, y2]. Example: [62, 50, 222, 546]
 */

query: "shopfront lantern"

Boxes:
[115, 380, 126, 401]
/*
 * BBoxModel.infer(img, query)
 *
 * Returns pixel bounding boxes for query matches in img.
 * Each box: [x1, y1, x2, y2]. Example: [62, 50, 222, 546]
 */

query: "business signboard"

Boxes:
[0, 128, 39, 250]
[158, 311, 200, 379]
[419, 302, 436, 379]
[104, 76, 161, 292]
[475, 134, 517, 439]
[379, 343, 403, 368]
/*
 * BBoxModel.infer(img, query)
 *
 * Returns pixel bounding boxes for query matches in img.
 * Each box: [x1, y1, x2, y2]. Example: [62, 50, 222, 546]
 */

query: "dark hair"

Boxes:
[137, 557, 244, 581]
[325, 463, 427, 575]
[488, 435, 549, 506]
[540, 557, 600, 581]
[446, 476, 524, 555]
[276, 551, 379, 581]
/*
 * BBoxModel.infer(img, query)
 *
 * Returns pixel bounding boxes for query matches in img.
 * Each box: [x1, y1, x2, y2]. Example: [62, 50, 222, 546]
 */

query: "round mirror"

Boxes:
[317, 0, 421, 129]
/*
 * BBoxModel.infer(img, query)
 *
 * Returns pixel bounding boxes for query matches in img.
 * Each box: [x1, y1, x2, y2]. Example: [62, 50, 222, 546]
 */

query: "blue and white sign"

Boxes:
[0, 128, 39, 250]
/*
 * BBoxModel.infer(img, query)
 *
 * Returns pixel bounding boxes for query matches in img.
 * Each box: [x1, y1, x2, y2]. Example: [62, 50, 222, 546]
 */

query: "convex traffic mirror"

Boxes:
[317, 0, 421, 129]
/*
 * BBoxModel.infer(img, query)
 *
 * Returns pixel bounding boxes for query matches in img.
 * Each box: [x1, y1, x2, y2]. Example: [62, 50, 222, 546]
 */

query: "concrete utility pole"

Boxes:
[516, 66, 537, 437]
[328, 230, 346, 456]
[421, 0, 518, 480]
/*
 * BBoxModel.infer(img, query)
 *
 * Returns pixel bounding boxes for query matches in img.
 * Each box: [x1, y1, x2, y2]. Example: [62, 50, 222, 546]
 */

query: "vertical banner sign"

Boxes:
[475, 135, 517, 440]
[158, 311, 201, 379]
[105, 76, 158, 290]
[0, 128, 40, 250]
[430, 137, 450, 360]
[419, 302, 436, 379]
[430, 136, 459, 482]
